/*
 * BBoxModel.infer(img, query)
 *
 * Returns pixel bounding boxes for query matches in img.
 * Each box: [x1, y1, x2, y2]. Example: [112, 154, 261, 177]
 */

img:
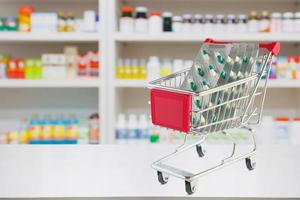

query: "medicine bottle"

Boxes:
[282, 12, 294, 32]
[248, 11, 259, 32]
[66, 12, 75, 32]
[138, 59, 147, 79]
[270, 13, 282, 32]
[172, 16, 183, 33]
[124, 59, 131, 79]
[226, 14, 235, 32]
[214, 14, 225, 33]
[162, 12, 173, 32]
[131, 59, 139, 79]
[149, 11, 162, 34]
[116, 58, 124, 79]
[294, 12, 300, 32]
[147, 56, 160, 81]
[160, 58, 172, 76]
[193, 14, 203, 33]
[182, 14, 193, 33]
[119, 5, 134, 33]
[204, 14, 213, 33]
[259, 11, 270, 32]
[237, 14, 247, 32]
[134, 6, 148, 33]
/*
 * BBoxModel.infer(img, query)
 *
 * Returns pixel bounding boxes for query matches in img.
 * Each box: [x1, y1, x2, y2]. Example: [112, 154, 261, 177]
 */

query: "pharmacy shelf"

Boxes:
[0, 79, 100, 88]
[0, 32, 100, 42]
[114, 79, 300, 89]
[114, 32, 300, 43]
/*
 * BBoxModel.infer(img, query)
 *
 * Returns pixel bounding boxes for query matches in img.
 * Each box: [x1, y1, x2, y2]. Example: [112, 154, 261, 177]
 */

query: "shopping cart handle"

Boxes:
[204, 38, 280, 56]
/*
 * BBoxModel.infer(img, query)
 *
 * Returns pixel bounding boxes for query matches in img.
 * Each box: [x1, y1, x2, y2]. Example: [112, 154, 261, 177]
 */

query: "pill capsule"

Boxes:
[216, 53, 225, 64]
[235, 56, 242, 65]
[201, 80, 210, 90]
[227, 56, 234, 66]
[220, 71, 227, 80]
[230, 71, 237, 80]
[195, 99, 202, 109]
[237, 71, 244, 79]
[242, 56, 249, 64]
[197, 67, 205, 77]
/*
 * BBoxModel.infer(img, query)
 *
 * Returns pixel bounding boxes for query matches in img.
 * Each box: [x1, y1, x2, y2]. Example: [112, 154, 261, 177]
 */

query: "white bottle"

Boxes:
[270, 12, 282, 33]
[214, 14, 225, 33]
[226, 14, 235, 33]
[204, 14, 213, 33]
[83, 10, 96, 32]
[282, 12, 294, 33]
[147, 56, 161, 81]
[193, 14, 203, 33]
[138, 114, 149, 144]
[149, 11, 162, 34]
[127, 114, 139, 144]
[173, 59, 184, 72]
[119, 6, 134, 33]
[248, 11, 259, 32]
[237, 14, 247, 33]
[182, 14, 193, 33]
[116, 114, 128, 144]
[134, 7, 148, 33]
[172, 16, 183, 33]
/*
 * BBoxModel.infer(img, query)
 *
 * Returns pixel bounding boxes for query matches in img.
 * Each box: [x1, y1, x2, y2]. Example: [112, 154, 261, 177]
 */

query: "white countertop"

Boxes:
[0, 144, 299, 198]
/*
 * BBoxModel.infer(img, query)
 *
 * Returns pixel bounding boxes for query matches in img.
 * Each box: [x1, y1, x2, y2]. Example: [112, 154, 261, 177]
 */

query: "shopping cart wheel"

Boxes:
[157, 171, 169, 184]
[196, 144, 205, 157]
[245, 157, 256, 170]
[185, 181, 196, 195]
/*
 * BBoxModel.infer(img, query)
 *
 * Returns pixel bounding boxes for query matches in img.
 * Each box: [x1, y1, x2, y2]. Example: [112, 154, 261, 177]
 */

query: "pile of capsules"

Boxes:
[181, 42, 259, 129]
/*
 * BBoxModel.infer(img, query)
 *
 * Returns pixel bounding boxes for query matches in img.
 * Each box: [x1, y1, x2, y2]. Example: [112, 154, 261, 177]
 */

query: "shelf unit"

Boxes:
[107, 0, 300, 144]
[0, 0, 300, 144]
[0, 0, 108, 143]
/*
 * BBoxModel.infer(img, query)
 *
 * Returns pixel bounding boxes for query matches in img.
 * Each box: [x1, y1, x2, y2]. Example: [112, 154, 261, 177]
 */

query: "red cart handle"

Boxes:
[204, 38, 280, 56]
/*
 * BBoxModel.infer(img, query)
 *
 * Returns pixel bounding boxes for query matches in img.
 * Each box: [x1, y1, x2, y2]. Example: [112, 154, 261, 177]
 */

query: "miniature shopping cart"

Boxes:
[148, 38, 280, 195]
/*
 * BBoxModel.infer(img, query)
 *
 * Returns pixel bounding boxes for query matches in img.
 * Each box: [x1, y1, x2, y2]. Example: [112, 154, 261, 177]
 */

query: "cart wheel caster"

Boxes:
[245, 157, 256, 170]
[185, 181, 196, 195]
[157, 171, 169, 184]
[196, 144, 205, 157]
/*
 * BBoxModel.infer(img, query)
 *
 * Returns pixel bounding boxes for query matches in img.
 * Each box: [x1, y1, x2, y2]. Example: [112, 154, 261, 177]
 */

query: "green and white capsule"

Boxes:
[216, 52, 225, 64]
[197, 67, 205, 77]
[202, 49, 210, 61]
[188, 77, 198, 91]
[208, 64, 218, 79]
[201, 80, 210, 90]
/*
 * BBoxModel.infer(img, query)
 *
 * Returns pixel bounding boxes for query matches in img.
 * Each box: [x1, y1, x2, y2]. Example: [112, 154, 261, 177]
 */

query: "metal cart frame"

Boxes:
[148, 39, 280, 195]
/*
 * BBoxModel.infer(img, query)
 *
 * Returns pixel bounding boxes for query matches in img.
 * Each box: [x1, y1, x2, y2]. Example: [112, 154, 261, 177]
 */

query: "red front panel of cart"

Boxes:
[150, 89, 191, 133]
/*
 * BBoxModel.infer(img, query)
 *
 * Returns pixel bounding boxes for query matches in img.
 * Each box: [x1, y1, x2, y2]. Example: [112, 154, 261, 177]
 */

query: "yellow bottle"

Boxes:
[131, 59, 139, 79]
[116, 59, 125, 79]
[124, 59, 131, 79]
[160, 58, 172, 76]
[138, 59, 147, 79]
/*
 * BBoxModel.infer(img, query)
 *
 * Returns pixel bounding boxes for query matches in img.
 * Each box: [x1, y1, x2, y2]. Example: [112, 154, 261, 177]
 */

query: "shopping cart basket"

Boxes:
[148, 38, 280, 195]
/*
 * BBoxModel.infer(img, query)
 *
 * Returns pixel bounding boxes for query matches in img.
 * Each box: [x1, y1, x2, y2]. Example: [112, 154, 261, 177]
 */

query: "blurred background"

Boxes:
[0, 0, 299, 146]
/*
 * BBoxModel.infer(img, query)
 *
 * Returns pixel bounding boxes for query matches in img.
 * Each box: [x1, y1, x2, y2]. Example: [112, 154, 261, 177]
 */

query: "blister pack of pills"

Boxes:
[182, 42, 259, 130]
